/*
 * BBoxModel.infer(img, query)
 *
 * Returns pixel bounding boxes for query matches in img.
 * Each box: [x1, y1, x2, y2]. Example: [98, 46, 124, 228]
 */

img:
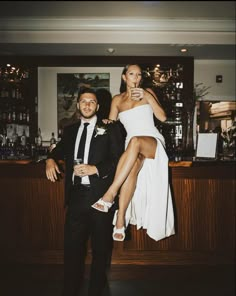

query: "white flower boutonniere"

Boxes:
[94, 124, 108, 137]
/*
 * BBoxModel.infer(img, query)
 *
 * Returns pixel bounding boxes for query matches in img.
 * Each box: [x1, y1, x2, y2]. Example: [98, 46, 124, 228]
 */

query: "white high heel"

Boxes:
[112, 210, 129, 241]
[91, 198, 114, 212]
[112, 226, 126, 241]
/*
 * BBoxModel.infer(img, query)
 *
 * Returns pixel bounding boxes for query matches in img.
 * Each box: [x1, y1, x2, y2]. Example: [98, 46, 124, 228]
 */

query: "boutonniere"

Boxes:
[94, 124, 108, 137]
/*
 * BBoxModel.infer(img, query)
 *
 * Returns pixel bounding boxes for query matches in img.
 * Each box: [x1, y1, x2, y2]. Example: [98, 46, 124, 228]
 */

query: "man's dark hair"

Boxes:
[77, 88, 97, 101]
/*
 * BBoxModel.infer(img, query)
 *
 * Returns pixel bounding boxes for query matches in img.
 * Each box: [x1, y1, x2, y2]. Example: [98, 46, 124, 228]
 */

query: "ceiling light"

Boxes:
[180, 48, 187, 53]
[107, 48, 115, 54]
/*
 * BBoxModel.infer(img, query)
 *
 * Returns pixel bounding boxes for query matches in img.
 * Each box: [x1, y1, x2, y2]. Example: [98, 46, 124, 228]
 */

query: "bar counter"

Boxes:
[0, 159, 235, 266]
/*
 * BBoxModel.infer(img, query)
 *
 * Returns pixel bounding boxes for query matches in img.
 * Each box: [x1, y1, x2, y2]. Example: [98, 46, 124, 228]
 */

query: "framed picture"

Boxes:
[57, 73, 110, 130]
[196, 133, 218, 159]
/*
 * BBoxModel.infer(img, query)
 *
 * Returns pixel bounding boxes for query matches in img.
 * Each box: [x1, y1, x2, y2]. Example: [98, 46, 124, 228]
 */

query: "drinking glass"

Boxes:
[73, 158, 83, 166]
[131, 85, 143, 101]
[73, 158, 83, 185]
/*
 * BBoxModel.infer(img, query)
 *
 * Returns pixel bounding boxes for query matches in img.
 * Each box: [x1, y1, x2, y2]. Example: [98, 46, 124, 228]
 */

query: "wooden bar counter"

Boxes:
[0, 159, 235, 266]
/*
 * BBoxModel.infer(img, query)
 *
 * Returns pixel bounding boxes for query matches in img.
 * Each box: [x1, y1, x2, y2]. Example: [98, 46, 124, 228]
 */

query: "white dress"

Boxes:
[113, 104, 175, 241]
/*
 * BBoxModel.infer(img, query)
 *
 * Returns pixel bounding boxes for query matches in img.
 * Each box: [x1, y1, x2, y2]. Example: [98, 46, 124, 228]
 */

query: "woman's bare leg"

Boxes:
[93, 136, 157, 211]
[104, 136, 157, 200]
[113, 155, 144, 240]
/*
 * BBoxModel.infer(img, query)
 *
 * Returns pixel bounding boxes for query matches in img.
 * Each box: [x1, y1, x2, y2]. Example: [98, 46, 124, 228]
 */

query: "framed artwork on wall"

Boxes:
[57, 73, 110, 130]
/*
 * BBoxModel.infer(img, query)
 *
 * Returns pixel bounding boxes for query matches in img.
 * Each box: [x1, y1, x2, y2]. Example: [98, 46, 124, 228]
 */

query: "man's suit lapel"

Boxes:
[87, 127, 97, 162]
[67, 120, 82, 158]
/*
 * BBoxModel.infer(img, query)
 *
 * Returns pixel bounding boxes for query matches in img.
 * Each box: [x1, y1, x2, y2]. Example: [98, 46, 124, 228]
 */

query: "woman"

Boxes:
[92, 64, 175, 242]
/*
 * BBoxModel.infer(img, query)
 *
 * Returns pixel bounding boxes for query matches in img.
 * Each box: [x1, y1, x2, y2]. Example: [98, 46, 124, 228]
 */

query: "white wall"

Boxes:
[194, 60, 235, 101]
[38, 60, 235, 141]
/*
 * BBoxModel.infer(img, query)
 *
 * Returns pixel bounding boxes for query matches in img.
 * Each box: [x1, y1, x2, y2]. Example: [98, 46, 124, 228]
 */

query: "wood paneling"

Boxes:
[0, 161, 235, 265]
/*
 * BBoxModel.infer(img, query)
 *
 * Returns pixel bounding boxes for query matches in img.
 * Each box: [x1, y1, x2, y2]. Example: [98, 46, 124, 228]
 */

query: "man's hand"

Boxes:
[46, 159, 61, 182]
[74, 164, 98, 177]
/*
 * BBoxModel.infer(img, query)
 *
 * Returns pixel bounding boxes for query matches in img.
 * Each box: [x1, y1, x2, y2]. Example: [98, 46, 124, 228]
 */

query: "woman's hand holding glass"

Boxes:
[130, 87, 143, 101]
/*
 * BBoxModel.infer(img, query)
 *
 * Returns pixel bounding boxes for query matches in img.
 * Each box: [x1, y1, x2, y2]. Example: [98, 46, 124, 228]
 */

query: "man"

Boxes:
[46, 88, 124, 296]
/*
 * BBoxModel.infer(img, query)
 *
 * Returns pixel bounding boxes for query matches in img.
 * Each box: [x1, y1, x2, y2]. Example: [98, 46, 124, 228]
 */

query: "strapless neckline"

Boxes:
[119, 104, 150, 115]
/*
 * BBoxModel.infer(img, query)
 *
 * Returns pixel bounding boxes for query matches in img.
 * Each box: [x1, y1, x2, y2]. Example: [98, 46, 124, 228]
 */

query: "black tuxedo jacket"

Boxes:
[48, 119, 125, 206]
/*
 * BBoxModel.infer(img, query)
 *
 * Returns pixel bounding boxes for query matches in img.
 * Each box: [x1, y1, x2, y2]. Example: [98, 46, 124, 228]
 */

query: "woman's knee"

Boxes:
[128, 136, 141, 150]
[138, 153, 145, 163]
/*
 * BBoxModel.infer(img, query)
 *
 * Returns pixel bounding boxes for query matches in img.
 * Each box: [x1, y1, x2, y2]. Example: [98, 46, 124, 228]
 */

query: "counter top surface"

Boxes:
[0, 158, 235, 167]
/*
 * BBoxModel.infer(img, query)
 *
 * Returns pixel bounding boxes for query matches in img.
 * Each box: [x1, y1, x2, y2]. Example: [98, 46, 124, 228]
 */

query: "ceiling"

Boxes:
[0, 1, 235, 60]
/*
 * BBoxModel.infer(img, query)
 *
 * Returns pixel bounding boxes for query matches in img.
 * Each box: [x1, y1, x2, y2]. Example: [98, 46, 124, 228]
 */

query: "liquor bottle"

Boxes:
[49, 132, 57, 152]
[35, 128, 42, 147]
[6, 105, 12, 124]
[12, 127, 18, 144]
[21, 129, 27, 147]
[2, 129, 7, 146]
[2, 106, 7, 124]
[174, 89, 184, 124]
[12, 106, 16, 123]
[26, 109, 30, 124]
[50, 132, 56, 145]
[15, 87, 21, 100]
[173, 89, 184, 159]
[11, 87, 16, 99]
[57, 129, 62, 142]
[22, 107, 27, 124]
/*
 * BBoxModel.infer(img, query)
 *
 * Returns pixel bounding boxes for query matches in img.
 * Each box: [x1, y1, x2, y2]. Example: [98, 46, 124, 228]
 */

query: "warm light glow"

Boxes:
[0, 64, 29, 80]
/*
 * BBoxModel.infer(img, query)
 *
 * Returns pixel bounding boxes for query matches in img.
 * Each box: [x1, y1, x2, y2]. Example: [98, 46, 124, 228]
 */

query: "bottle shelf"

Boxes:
[142, 62, 189, 159]
[0, 64, 38, 158]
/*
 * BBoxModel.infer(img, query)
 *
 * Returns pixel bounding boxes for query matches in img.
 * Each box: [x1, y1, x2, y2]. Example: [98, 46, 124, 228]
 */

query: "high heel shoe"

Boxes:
[112, 226, 126, 241]
[91, 198, 114, 212]
[112, 210, 127, 241]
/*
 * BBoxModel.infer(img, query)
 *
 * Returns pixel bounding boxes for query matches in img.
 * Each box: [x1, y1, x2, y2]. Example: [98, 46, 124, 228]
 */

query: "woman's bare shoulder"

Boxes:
[145, 87, 156, 94]
[112, 93, 124, 104]
[113, 93, 123, 99]
[144, 87, 158, 100]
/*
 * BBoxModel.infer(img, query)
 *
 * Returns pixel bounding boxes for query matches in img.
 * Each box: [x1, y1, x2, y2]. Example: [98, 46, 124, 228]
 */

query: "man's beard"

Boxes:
[79, 109, 97, 119]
